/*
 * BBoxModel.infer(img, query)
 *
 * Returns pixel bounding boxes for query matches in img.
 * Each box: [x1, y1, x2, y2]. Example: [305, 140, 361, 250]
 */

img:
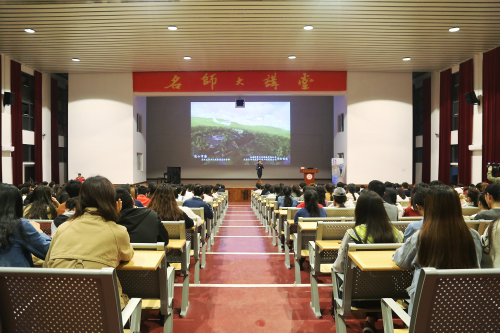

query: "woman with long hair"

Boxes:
[316, 185, 328, 206]
[148, 184, 195, 229]
[43, 176, 134, 309]
[277, 185, 298, 209]
[293, 190, 327, 224]
[463, 188, 480, 207]
[0, 184, 52, 267]
[384, 187, 404, 218]
[334, 190, 403, 332]
[24, 186, 59, 220]
[325, 183, 334, 201]
[393, 186, 482, 315]
[291, 184, 302, 198]
[346, 183, 358, 202]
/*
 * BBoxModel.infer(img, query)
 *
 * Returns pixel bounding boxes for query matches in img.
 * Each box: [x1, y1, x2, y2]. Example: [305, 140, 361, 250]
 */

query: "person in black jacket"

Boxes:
[256, 160, 264, 182]
[115, 188, 169, 244]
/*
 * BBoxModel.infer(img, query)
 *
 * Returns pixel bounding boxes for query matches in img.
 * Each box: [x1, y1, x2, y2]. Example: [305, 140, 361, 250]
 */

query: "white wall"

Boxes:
[430, 71, 440, 181]
[42, 73, 52, 181]
[1, 54, 13, 184]
[68, 73, 134, 184]
[333, 95, 347, 177]
[346, 72, 413, 184]
[133, 96, 147, 183]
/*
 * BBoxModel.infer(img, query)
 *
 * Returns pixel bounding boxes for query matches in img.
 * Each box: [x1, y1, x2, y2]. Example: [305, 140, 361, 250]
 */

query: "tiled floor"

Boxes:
[140, 203, 398, 332]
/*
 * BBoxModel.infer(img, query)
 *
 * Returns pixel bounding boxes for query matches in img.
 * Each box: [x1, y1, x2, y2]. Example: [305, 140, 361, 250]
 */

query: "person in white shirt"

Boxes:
[203, 185, 214, 203]
[184, 185, 194, 200]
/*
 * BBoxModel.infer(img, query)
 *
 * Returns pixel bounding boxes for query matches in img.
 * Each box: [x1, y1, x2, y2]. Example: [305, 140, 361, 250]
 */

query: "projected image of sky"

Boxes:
[191, 102, 291, 165]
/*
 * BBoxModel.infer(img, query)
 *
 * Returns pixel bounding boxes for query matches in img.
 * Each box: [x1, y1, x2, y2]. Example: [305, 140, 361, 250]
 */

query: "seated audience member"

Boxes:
[184, 184, 195, 200]
[24, 186, 59, 220]
[463, 188, 479, 207]
[254, 183, 262, 194]
[472, 193, 490, 219]
[182, 185, 214, 220]
[336, 182, 344, 189]
[115, 188, 169, 244]
[403, 186, 429, 242]
[481, 217, 500, 268]
[396, 187, 407, 201]
[129, 185, 144, 207]
[203, 185, 214, 203]
[328, 187, 347, 208]
[291, 185, 302, 198]
[261, 183, 271, 196]
[346, 183, 358, 202]
[150, 185, 195, 229]
[403, 186, 423, 217]
[266, 185, 280, 201]
[474, 184, 500, 221]
[316, 185, 329, 206]
[0, 184, 52, 267]
[48, 181, 56, 189]
[57, 180, 82, 215]
[299, 182, 307, 193]
[368, 180, 398, 221]
[20, 187, 29, 202]
[294, 190, 327, 224]
[217, 185, 226, 193]
[173, 190, 203, 226]
[384, 187, 404, 218]
[53, 197, 78, 228]
[359, 185, 366, 192]
[277, 186, 298, 209]
[148, 182, 158, 199]
[43, 176, 134, 309]
[297, 187, 324, 208]
[136, 185, 150, 206]
[393, 186, 482, 315]
[333, 190, 403, 332]
[325, 183, 334, 201]
[402, 182, 411, 197]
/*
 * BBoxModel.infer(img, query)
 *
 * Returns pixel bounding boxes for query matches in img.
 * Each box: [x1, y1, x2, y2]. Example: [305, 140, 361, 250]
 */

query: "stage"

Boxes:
[145, 178, 331, 202]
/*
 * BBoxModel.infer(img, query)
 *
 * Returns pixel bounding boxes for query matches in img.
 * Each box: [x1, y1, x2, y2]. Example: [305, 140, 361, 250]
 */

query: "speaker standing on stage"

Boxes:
[256, 160, 264, 183]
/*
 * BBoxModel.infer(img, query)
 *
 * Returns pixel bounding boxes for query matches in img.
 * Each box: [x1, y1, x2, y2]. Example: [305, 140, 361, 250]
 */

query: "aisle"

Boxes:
[142, 203, 365, 332]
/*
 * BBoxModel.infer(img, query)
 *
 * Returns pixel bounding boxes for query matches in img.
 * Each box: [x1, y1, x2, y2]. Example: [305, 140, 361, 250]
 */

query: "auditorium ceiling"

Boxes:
[0, 0, 499, 73]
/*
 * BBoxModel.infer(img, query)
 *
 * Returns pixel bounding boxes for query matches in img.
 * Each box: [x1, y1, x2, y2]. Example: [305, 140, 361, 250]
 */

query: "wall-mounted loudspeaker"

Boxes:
[2, 92, 15, 106]
[235, 98, 245, 108]
[464, 91, 480, 106]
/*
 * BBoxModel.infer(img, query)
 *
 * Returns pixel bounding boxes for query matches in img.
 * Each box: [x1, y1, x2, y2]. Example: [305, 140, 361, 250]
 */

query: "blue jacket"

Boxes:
[0, 219, 52, 267]
[393, 229, 482, 315]
[277, 196, 298, 209]
[403, 218, 424, 242]
[293, 207, 327, 224]
[183, 197, 214, 219]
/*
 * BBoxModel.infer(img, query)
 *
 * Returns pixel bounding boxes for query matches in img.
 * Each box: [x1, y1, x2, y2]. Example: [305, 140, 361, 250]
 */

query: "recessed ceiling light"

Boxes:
[288, 55, 296, 59]
[24, 28, 35, 33]
[184, 56, 191, 60]
[303, 25, 313, 30]
[168, 26, 178, 31]
[403, 57, 411, 61]
[72, 58, 80, 62]
[449, 27, 460, 32]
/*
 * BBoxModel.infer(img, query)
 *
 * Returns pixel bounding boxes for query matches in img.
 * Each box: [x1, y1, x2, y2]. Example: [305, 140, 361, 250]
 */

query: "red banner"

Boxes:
[133, 71, 346, 93]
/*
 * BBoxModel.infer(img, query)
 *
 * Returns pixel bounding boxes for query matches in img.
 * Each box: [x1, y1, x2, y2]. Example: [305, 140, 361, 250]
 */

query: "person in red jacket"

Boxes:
[76, 173, 85, 183]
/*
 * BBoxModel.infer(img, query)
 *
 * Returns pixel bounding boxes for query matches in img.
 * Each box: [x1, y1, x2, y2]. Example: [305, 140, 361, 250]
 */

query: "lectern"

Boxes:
[300, 168, 319, 185]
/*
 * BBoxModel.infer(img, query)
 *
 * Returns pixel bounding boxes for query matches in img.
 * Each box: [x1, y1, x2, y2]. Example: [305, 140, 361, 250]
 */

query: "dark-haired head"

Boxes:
[65, 180, 82, 198]
[336, 182, 344, 188]
[116, 188, 134, 210]
[291, 184, 301, 197]
[355, 190, 396, 243]
[418, 186, 478, 269]
[368, 180, 385, 198]
[0, 184, 25, 250]
[384, 187, 397, 205]
[402, 182, 409, 189]
[465, 189, 480, 207]
[25, 186, 57, 220]
[304, 190, 321, 217]
[148, 184, 184, 221]
[138, 186, 148, 196]
[148, 182, 158, 196]
[412, 186, 429, 214]
[70, 176, 121, 223]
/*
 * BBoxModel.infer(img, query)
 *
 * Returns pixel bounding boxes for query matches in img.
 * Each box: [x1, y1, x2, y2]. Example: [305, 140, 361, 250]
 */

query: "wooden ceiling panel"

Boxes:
[0, 0, 499, 73]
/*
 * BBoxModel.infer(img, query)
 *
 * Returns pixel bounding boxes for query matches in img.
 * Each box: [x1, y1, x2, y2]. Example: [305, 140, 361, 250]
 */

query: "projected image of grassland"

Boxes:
[191, 102, 291, 166]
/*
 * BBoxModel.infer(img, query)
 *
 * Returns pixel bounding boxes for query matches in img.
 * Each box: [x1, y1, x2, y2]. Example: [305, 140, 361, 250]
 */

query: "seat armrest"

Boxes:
[381, 298, 411, 333]
[122, 298, 142, 332]
[308, 241, 315, 269]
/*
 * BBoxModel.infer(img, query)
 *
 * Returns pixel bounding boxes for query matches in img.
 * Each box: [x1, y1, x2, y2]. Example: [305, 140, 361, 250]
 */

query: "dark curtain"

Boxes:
[422, 77, 431, 183]
[11, 60, 23, 186]
[34, 71, 43, 182]
[51, 78, 60, 183]
[438, 69, 452, 184]
[458, 59, 473, 186]
[483, 47, 500, 182]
